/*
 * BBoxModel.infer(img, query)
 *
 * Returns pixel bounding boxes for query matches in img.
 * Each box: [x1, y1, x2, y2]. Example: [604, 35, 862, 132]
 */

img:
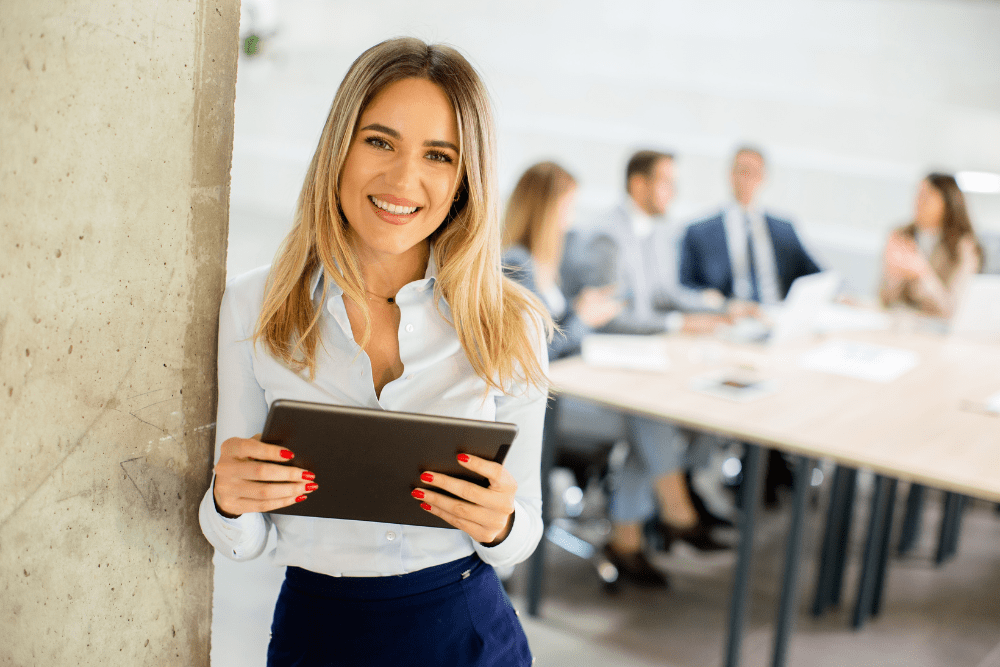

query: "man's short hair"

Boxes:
[733, 145, 766, 167]
[625, 150, 674, 192]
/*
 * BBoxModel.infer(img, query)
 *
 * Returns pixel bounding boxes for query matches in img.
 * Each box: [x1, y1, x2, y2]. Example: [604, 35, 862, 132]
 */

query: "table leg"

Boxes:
[852, 474, 892, 629]
[829, 467, 857, 607]
[812, 464, 854, 617]
[870, 478, 898, 618]
[897, 483, 925, 556]
[935, 492, 966, 566]
[527, 395, 560, 617]
[724, 443, 765, 667]
[771, 456, 815, 667]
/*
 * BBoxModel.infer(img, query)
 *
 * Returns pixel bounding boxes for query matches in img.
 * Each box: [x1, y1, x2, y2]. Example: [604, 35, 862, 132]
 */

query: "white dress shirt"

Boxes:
[198, 254, 547, 577]
[723, 204, 782, 304]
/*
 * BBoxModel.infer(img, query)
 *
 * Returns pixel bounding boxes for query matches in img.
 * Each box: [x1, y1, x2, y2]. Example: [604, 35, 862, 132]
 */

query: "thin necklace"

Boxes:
[365, 289, 396, 305]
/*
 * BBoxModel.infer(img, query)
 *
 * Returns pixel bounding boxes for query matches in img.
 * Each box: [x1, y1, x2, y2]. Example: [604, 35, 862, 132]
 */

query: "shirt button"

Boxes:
[386, 531, 396, 541]
[405, 324, 414, 333]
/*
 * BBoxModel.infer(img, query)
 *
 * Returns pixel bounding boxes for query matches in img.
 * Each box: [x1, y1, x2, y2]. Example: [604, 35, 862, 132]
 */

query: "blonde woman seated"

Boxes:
[501, 162, 622, 358]
[880, 173, 982, 318]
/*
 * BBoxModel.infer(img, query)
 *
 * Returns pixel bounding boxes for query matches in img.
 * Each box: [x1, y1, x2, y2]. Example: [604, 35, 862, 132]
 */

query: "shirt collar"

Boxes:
[625, 198, 655, 239]
[309, 245, 438, 300]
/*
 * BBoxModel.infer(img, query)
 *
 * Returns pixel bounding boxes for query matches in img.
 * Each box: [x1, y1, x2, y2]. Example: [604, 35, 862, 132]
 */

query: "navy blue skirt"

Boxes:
[267, 554, 532, 667]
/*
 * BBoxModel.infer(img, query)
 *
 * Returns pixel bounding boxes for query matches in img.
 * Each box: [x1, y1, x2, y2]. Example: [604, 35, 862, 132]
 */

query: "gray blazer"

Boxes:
[560, 205, 708, 335]
[503, 245, 590, 360]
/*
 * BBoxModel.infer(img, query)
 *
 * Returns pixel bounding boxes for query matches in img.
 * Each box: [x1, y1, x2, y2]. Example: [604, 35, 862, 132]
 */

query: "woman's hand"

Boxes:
[884, 233, 929, 281]
[412, 454, 517, 546]
[574, 285, 624, 329]
[213, 435, 318, 518]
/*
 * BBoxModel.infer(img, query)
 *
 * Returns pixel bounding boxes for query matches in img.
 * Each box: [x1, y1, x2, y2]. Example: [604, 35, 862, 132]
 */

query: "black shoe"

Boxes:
[603, 544, 670, 588]
[658, 522, 732, 553]
[686, 471, 735, 529]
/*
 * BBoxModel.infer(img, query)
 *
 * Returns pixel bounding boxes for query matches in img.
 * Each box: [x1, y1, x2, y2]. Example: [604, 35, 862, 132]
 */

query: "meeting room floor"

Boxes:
[211, 480, 1000, 667]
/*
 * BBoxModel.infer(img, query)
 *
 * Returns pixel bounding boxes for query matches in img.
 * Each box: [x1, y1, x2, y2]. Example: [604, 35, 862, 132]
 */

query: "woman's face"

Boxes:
[914, 179, 945, 232]
[555, 186, 577, 233]
[339, 77, 461, 263]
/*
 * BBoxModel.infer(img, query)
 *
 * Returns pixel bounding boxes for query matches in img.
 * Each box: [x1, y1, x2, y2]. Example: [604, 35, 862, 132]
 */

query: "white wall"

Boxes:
[230, 0, 1000, 295]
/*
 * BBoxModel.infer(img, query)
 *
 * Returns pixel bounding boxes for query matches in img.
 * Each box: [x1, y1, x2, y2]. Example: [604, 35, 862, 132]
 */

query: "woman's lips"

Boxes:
[368, 195, 421, 225]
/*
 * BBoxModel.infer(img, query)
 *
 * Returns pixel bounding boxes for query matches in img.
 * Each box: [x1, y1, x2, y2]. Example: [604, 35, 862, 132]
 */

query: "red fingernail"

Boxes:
[280, 450, 294, 460]
[420, 472, 434, 483]
[305, 483, 318, 492]
[295, 495, 307, 503]
[411, 489, 425, 499]
[420, 502, 431, 511]
[302, 471, 315, 481]
[457, 453, 470, 463]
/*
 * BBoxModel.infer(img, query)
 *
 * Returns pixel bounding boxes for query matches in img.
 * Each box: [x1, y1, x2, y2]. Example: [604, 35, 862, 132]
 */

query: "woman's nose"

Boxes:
[384, 151, 419, 190]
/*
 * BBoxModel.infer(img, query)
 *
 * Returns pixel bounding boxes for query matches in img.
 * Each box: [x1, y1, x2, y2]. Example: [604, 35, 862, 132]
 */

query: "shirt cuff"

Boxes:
[665, 311, 686, 333]
[472, 502, 534, 566]
[198, 477, 268, 561]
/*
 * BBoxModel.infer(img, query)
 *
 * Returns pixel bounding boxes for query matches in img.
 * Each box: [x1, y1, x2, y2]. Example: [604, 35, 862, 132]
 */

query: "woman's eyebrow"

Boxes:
[359, 123, 458, 154]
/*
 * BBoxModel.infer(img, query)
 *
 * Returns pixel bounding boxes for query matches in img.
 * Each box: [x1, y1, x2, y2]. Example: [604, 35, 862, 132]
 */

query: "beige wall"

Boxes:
[0, 1, 237, 664]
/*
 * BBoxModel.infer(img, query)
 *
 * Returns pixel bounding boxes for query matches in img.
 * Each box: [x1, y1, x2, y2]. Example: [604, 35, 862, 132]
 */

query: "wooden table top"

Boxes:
[549, 330, 1000, 501]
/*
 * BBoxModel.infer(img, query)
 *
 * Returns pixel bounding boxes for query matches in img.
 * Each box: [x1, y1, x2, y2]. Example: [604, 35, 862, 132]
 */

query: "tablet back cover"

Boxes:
[263, 400, 517, 529]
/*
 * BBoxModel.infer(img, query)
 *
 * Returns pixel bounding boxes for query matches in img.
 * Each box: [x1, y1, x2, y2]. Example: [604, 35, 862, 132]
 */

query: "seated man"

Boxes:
[562, 150, 729, 588]
[680, 146, 820, 306]
[680, 145, 822, 506]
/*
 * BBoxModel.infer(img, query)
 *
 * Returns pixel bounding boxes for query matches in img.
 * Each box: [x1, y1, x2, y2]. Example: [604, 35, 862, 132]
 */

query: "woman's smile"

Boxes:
[368, 194, 422, 223]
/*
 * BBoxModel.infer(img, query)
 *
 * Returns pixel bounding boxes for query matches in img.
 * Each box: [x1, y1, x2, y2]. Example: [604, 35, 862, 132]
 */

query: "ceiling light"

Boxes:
[956, 171, 1000, 194]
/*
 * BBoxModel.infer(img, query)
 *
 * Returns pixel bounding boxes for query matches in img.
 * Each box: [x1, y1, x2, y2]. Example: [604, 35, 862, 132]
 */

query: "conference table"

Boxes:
[531, 325, 1000, 667]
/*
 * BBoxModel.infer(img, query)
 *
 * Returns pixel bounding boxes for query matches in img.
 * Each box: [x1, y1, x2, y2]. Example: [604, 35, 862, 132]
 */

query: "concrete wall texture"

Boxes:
[1, 2, 238, 664]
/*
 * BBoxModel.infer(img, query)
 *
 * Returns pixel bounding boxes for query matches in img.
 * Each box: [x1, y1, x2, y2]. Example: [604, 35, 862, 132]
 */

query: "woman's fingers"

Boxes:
[413, 455, 517, 544]
[213, 435, 318, 517]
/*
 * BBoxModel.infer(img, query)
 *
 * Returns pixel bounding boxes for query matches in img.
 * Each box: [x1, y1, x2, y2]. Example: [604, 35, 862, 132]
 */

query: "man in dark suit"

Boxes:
[680, 147, 820, 305]
[681, 146, 821, 506]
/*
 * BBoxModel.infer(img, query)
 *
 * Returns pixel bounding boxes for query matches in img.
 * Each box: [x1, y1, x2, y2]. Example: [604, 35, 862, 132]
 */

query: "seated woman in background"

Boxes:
[501, 161, 622, 358]
[880, 173, 982, 318]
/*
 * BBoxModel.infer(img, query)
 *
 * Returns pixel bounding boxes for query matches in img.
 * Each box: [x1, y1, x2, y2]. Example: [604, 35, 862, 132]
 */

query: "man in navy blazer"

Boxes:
[680, 147, 820, 304]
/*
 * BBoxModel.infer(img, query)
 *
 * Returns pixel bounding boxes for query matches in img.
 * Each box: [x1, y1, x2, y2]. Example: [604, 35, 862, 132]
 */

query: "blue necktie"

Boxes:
[745, 214, 761, 302]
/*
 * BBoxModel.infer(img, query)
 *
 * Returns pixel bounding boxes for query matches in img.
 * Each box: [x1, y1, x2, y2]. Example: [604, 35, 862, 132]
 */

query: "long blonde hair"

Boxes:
[254, 37, 552, 393]
[502, 162, 577, 268]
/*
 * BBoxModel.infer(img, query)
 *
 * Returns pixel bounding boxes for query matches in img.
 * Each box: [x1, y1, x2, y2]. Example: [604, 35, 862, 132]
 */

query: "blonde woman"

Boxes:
[199, 38, 549, 666]
[502, 161, 622, 358]
[880, 173, 982, 318]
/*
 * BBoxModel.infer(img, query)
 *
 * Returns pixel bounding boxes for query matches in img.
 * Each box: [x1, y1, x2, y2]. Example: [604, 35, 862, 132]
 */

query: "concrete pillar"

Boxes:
[1, 2, 238, 664]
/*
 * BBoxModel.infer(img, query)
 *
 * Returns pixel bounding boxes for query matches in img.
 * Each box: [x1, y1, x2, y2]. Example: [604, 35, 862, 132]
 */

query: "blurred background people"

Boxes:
[502, 162, 623, 359]
[879, 173, 983, 318]
[554, 150, 731, 589]
[680, 146, 821, 310]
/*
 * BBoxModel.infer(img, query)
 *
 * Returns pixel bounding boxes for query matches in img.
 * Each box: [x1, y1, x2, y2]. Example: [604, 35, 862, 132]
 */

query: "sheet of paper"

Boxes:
[798, 340, 919, 383]
[581, 334, 670, 372]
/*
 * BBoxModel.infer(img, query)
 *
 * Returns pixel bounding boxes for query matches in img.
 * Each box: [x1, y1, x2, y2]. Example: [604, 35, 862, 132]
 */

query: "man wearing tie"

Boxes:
[679, 146, 820, 306]
[679, 146, 821, 506]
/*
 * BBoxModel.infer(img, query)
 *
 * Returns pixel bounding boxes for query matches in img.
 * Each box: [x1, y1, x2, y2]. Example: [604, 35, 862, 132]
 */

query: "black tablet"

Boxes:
[261, 399, 518, 529]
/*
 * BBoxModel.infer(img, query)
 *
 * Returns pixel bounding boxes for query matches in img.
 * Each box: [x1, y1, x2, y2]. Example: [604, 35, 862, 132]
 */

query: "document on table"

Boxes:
[690, 368, 779, 402]
[798, 339, 919, 383]
[581, 334, 670, 372]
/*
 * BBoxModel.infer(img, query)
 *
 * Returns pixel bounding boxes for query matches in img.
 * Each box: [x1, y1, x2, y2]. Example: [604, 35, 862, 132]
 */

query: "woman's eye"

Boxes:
[364, 136, 391, 150]
[426, 151, 454, 164]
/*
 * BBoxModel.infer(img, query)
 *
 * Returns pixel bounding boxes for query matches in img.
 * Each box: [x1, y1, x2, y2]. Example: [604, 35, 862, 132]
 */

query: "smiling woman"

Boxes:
[199, 37, 552, 667]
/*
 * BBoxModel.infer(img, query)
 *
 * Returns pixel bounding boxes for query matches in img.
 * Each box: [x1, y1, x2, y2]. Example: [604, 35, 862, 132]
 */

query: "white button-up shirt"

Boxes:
[723, 204, 782, 304]
[198, 256, 547, 577]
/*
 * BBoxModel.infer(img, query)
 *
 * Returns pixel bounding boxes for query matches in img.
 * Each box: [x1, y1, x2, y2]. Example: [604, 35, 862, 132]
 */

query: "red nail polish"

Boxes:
[295, 495, 307, 503]
[457, 453, 470, 463]
[302, 471, 315, 481]
[305, 483, 318, 492]
[280, 450, 294, 460]
[411, 489, 425, 499]
[420, 472, 434, 483]
[420, 502, 431, 511]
